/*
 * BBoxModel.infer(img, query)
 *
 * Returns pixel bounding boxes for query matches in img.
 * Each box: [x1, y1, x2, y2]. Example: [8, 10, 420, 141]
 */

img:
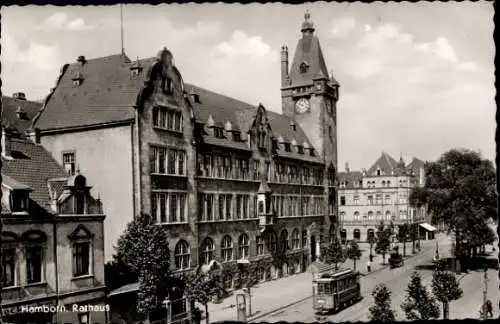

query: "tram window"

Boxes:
[324, 282, 332, 295]
[317, 283, 324, 294]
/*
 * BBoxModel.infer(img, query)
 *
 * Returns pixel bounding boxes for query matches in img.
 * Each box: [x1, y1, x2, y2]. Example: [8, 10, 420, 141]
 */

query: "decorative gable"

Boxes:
[249, 104, 273, 151]
[68, 224, 94, 240]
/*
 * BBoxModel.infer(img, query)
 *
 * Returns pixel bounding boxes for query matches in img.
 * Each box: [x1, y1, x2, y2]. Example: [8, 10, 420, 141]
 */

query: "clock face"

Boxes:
[295, 98, 310, 114]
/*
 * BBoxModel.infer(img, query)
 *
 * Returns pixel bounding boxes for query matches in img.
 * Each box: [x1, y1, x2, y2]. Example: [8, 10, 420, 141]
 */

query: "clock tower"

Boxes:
[281, 11, 339, 167]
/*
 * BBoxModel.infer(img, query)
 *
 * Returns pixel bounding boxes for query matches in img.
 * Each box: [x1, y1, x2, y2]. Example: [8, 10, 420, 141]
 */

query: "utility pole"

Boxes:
[481, 268, 489, 319]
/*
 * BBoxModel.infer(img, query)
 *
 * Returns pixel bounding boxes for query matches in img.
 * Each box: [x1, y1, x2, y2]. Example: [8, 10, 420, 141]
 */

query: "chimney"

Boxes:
[1, 128, 13, 160]
[345, 162, 350, 172]
[13, 92, 26, 100]
[362, 168, 366, 176]
[29, 128, 41, 144]
[77, 55, 86, 65]
[281, 45, 289, 87]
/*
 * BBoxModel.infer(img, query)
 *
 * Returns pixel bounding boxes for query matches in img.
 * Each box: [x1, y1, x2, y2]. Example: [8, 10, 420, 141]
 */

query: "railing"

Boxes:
[341, 219, 420, 227]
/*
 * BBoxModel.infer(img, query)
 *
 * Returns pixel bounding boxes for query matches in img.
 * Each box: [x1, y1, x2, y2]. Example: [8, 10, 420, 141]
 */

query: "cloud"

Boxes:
[415, 37, 458, 63]
[37, 12, 94, 31]
[211, 30, 272, 59]
[331, 17, 356, 38]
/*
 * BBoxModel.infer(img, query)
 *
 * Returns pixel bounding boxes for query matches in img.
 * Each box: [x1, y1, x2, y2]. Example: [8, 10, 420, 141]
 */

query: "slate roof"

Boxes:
[287, 35, 329, 88]
[406, 157, 425, 175]
[1, 96, 42, 136]
[337, 171, 363, 189]
[33, 52, 320, 162]
[366, 152, 404, 176]
[1, 138, 68, 215]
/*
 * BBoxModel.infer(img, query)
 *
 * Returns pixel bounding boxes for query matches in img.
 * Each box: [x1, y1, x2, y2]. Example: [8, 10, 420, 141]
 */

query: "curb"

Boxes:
[248, 250, 426, 322]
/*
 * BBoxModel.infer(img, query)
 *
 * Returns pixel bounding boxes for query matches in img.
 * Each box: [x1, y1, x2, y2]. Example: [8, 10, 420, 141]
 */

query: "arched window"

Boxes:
[279, 230, 289, 251]
[367, 211, 374, 220]
[376, 211, 382, 220]
[385, 211, 392, 221]
[268, 231, 277, 253]
[353, 229, 361, 241]
[238, 234, 249, 260]
[257, 267, 265, 282]
[367, 229, 375, 240]
[201, 238, 214, 265]
[256, 236, 264, 255]
[174, 240, 190, 270]
[340, 229, 347, 243]
[385, 194, 391, 204]
[22, 230, 47, 284]
[291, 229, 300, 249]
[221, 236, 233, 262]
[354, 211, 360, 221]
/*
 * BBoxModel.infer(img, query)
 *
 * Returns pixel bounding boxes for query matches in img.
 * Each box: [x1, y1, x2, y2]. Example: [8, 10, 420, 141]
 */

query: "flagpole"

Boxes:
[120, 3, 125, 55]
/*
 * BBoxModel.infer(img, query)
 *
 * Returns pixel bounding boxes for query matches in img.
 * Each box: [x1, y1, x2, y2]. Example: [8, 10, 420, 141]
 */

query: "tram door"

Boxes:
[311, 235, 317, 262]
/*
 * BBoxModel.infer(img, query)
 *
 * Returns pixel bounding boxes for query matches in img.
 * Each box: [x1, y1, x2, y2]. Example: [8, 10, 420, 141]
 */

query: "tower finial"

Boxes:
[301, 10, 315, 34]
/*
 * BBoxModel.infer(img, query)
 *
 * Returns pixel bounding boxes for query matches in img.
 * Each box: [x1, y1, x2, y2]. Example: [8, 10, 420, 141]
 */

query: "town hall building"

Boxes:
[29, 12, 339, 286]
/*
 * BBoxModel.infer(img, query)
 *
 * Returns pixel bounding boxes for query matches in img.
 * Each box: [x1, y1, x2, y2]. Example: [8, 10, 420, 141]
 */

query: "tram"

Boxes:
[312, 268, 362, 314]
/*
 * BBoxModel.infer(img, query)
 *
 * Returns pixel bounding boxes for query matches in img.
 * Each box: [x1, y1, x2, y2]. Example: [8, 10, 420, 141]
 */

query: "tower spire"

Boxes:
[120, 4, 125, 56]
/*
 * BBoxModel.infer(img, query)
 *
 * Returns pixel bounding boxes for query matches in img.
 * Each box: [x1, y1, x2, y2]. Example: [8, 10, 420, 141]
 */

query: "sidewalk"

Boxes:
[208, 238, 438, 323]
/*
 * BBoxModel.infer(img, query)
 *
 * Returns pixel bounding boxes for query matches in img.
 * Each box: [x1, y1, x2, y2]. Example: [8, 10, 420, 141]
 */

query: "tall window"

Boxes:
[150, 147, 186, 175]
[221, 236, 233, 262]
[236, 195, 249, 219]
[200, 194, 214, 221]
[291, 229, 300, 250]
[385, 194, 391, 205]
[72, 242, 90, 277]
[218, 195, 232, 220]
[302, 230, 308, 248]
[367, 211, 374, 221]
[253, 160, 261, 180]
[256, 236, 264, 256]
[174, 240, 190, 270]
[63, 152, 76, 176]
[279, 230, 289, 251]
[153, 106, 183, 132]
[375, 194, 382, 205]
[75, 192, 85, 214]
[200, 238, 214, 265]
[354, 211, 360, 221]
[238, 234, 249, 260]
[26, 246, 42, 284]
[376, 211, 382, 220]
[2, 248, 16, 287]
[268, 231, 277, 253]
[353, 195, 359, 205]
[11, 192, 29, 212]
[367, 195, 373, 205]
[151, 192, 187, 223]
[340, 196, 346, 206]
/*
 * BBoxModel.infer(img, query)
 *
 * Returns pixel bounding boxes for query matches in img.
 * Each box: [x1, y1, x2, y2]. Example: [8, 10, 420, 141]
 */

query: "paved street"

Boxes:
[250, 234, 499, 322]
[208, 236, 439, 323]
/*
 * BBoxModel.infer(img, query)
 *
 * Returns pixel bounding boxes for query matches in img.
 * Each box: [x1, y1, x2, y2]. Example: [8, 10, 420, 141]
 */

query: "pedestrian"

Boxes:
[367, 260, 371, 272]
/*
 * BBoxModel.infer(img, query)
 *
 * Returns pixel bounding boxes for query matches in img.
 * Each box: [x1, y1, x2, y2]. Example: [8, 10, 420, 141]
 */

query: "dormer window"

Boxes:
[257, 131, 267, 148]
[11, 191, 29, 212]
[299, 62, 309, 74]
[297, 145, 304, 154]
[232, 131, 241, 142]
[16, 106, 29, 120]
[309, 148, 316, 157]
[130, 58, 143, 79]
[214, 127, 225, 139]
[376, 168, 381, 176]
[284, 143, 291, 152]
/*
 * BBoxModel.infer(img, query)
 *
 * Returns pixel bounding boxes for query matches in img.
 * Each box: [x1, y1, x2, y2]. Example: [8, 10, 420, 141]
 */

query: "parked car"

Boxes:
[389, 252, 404, 269]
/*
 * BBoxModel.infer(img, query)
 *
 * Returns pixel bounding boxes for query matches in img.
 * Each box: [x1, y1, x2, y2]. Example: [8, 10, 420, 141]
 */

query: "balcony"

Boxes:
[341, 219, 417, 227]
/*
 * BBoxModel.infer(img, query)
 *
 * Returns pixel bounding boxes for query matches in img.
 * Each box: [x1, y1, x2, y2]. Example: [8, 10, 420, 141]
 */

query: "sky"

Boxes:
[1, 2, 495, 170]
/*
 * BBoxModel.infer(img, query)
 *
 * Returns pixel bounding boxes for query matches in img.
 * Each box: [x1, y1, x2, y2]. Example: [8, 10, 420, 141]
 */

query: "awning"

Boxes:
[419, 222, 437, 232]
[108, 282, 139, 297]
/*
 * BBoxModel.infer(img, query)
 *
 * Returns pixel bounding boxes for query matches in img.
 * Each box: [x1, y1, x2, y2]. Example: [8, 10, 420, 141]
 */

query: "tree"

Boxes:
[397, 224, 409, 256]
[183, 270, 226, 324]
[368, 284, 396, 322]
[431, 268, 463, 319]
[410, 149, 497, 271]
[322, 237, 344, 270]
[401, 272, 440, 320]
[375, 222, 391, 264]
[114, 214, 172, 322]
[347, 241, 362, 270]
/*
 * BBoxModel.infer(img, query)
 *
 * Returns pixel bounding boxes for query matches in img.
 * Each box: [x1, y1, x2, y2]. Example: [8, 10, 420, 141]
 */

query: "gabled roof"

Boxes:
[366, 152, 401, 176]
[406, 157, 425, 172]
[33, 51, 319, 162]
[1, 138, 68, 214]
[1, 96, 42, 136]
[2, 174, 33, 191]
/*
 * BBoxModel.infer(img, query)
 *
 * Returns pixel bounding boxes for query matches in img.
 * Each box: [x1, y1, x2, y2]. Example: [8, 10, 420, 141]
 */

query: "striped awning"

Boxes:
[419, 222, 437, 232]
